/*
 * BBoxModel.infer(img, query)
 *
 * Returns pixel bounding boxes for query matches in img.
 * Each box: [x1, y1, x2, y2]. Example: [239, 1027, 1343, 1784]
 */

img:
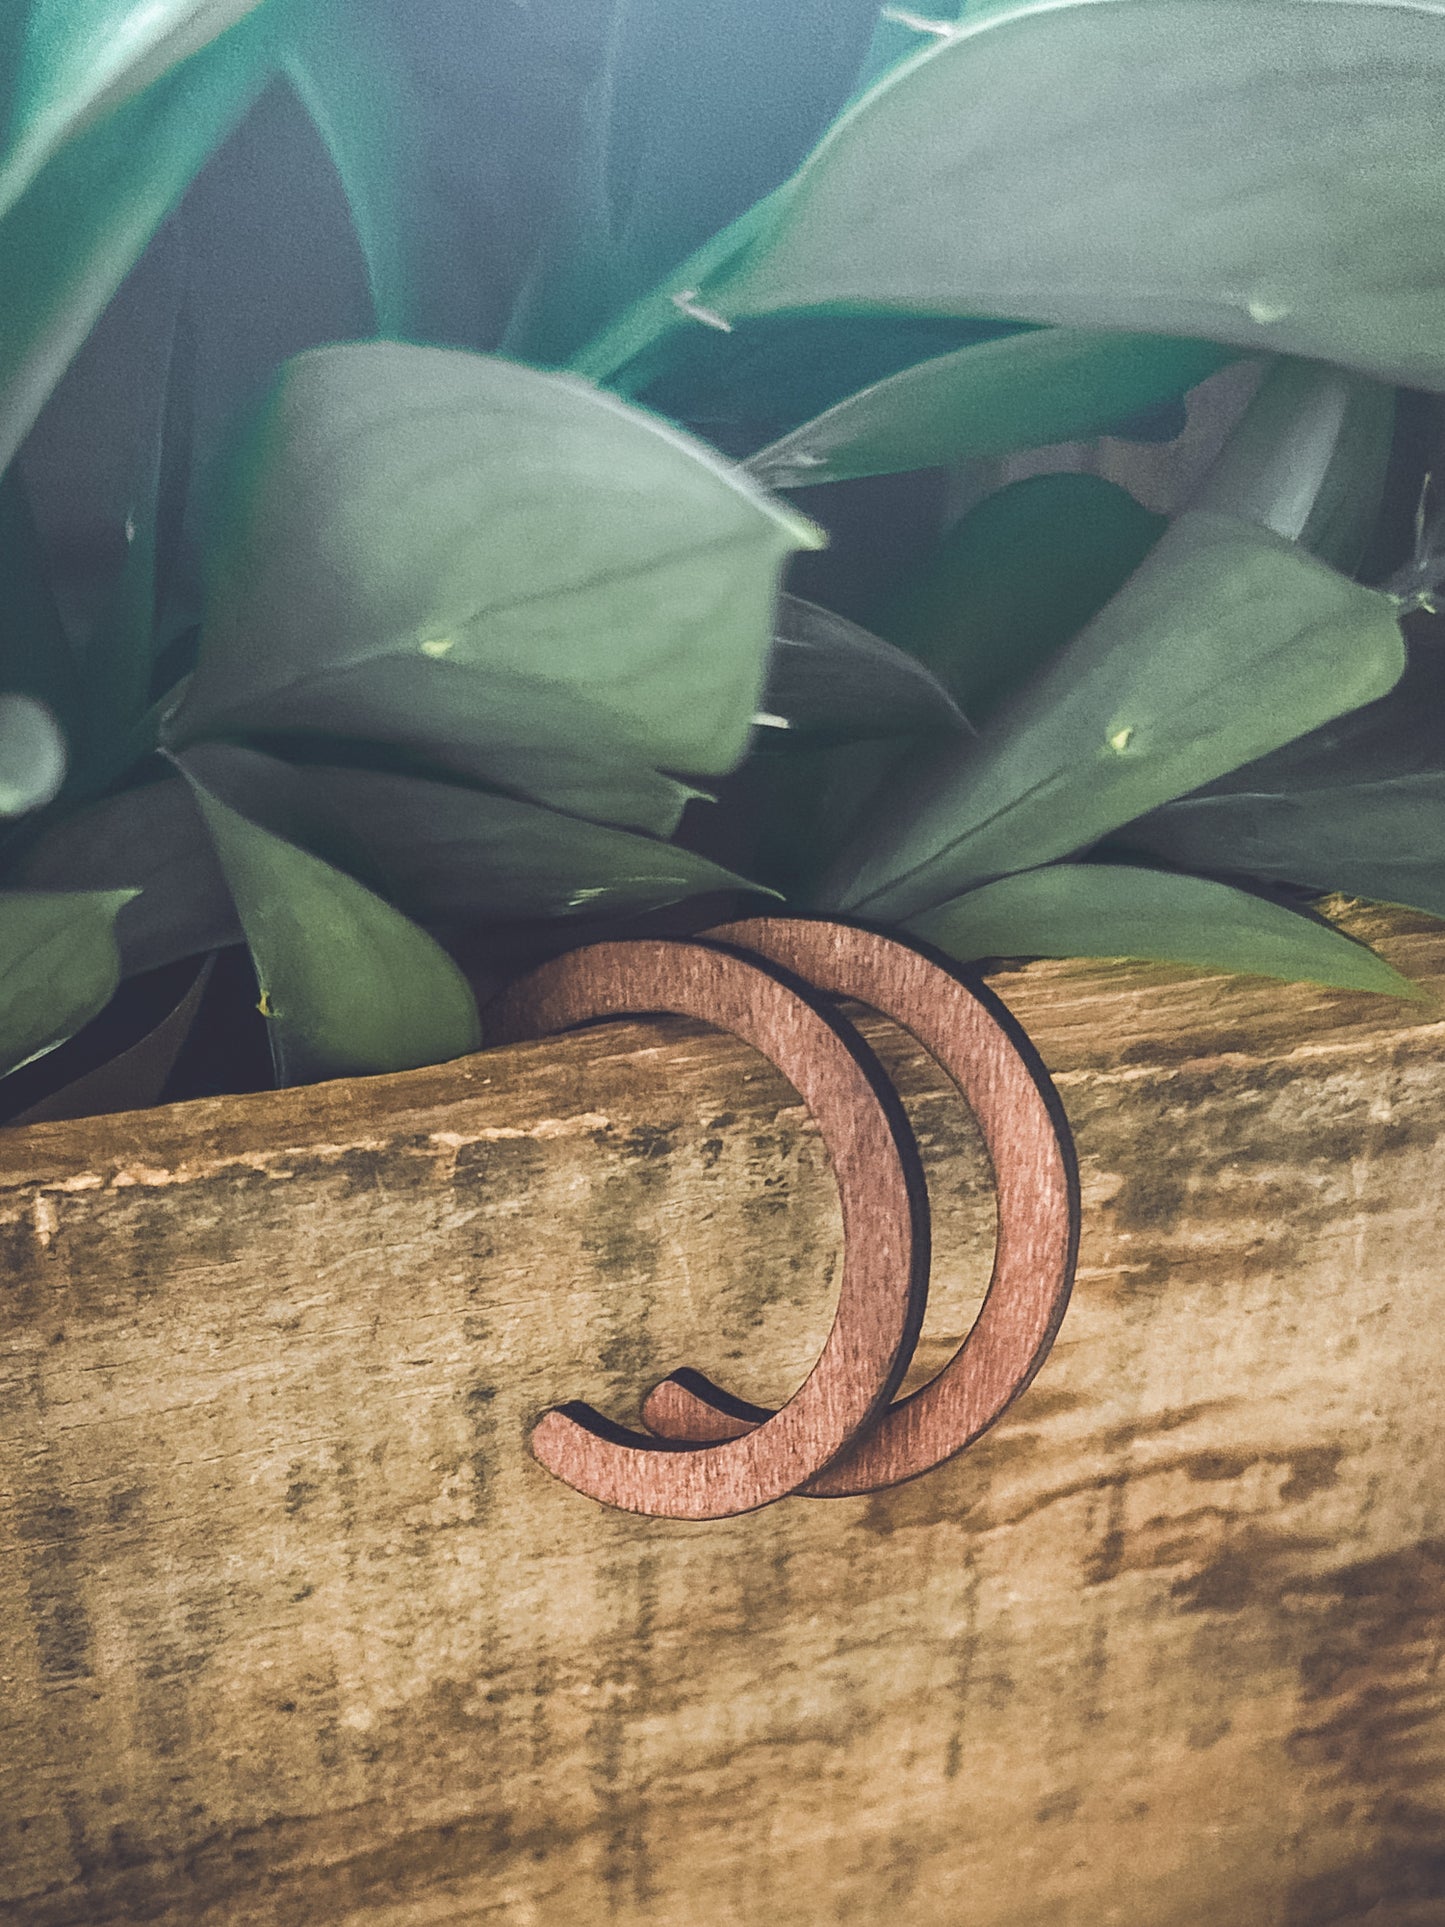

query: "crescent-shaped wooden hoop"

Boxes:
[486, 938, 930, 1520]
[640, 919, 1080, 1498]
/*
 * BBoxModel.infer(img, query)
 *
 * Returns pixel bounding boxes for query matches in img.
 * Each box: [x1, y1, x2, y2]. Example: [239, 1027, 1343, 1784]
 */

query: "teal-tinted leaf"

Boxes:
[749, 331, 1233, 488]
[877, 473, 1166, 720]
[763, 595, 970, 743]
[1189, 357, 1395, 573]
[1119, 650, 1445, 918]
[0, 0, 264, 218]
[181, 740, 773, 924]
[1166, 645, 1445, 794]
[11, 776, 241, 973]
[907, 863, 1418, 996]
[0, 886, 137, 1077]
[203, 658, 702, 839]
[0, 5, 275, 472]
[850, 9, 963, 98]
[820, 511, 1407, 920]
[278, 0, 428, 336]
[167, 343, 819, 788]
[1123, 776, 1445, 923]
[180, 763, 481, 1084]
[637, 312, 1029, 447]
[0, 695, 66, 816]
[700, 0, 1445, 389]
[1383, 474, 1445, 607]
[73, 290, 194, 794]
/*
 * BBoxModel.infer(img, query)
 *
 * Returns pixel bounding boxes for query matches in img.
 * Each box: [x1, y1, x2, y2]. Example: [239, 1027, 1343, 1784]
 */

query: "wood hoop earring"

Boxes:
[486, 938, 930, 1519]
[639, 919, 1079, 1498]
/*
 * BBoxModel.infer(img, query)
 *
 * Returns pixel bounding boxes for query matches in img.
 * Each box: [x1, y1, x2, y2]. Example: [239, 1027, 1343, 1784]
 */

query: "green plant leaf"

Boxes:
[637, 313, 1029, 447]
[277, 0, 427, 336]
[906, 863, 1418, 996]
[762, 595, 970, 743]
[1383, 474, 1445, 607]
[72, 290, 195, 797]
[10, 776, 241, 972]
[748, 331, 1234, 488]
[0, 0, 265, 218]
[819, 511, 1407, 921]
[1123, 776, 1445, 922]
[511, 0, 880, 364]
[3, 952, 212, 1125]
[877, 473, 1167, 720]
[0, 3, 276, 473]
[0, 886, 138, 1078]
[698, 0, 1445, 389]
[198, 660, 704, 839]
[1189, 357, 1395, 573]
[850, 8, 964, 98]
[604, 0, 881, 310]
[167, 343, 819, 797]
[0, 695, 67, 816]
[1117, 651, 1445, 919]
[180, 762, 481, 1083]
[178, 740, 774, 924]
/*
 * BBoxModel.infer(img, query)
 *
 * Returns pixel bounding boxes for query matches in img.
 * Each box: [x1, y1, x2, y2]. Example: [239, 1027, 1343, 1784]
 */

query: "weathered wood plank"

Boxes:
[2, 904, 1444, 1925]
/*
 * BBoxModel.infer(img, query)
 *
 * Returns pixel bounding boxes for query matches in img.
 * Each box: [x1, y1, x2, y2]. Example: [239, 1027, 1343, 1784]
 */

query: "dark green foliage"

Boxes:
[876, 475, 1167, 721]
[2, 0, 1442, 1111]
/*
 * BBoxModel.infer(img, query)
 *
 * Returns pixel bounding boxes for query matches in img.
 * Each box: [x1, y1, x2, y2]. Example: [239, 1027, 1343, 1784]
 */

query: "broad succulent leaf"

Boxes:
[763, 596, 970, 743]
[0, 695, 66, 816]
[167, 344, 819, 822]
[180, 762, 482, 1084]
[698, 0, 1445, 389]
[819, 512, 1407, 921]
[908, 863, 1417, 996]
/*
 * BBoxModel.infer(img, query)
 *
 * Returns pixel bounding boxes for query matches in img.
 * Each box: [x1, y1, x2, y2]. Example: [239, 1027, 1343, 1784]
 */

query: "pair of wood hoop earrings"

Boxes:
[488, 917, 1080, 1521]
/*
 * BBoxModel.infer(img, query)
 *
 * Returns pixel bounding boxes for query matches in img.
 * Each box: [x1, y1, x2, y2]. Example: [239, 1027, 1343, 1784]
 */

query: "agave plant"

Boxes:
[1, 0, 1443, 1114]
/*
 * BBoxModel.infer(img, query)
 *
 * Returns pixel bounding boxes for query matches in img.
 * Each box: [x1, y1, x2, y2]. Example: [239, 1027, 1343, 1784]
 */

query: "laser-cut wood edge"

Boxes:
[640, 918, 1080, 1497]
[487, 937, 930, 1520]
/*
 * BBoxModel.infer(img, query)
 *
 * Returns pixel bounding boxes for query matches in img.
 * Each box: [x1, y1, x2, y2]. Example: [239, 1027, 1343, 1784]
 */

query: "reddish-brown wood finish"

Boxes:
[486, 938, 929, 1519]
[641, 919, 1079, 1497]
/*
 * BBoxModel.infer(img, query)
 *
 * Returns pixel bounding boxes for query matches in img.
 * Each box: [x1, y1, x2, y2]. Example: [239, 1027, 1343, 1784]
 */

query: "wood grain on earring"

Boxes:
[641, 919, 1079, 1497]
[487, 939, 929, 1520]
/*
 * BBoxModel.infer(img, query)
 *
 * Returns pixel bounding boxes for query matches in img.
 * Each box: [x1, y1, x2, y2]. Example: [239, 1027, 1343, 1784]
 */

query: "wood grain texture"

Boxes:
[486, 938, 929, 1518]
[1, 900, 1444, 1926]
[640, 919, 1079, 1495]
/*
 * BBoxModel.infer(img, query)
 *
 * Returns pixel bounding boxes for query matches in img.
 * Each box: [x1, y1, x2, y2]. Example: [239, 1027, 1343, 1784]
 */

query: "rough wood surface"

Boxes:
[2, 902, 1444, 1926]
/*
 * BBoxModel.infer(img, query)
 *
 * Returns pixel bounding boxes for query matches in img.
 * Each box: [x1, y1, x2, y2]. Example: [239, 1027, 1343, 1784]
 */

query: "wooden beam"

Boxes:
[2, 902, 1443, 1925]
